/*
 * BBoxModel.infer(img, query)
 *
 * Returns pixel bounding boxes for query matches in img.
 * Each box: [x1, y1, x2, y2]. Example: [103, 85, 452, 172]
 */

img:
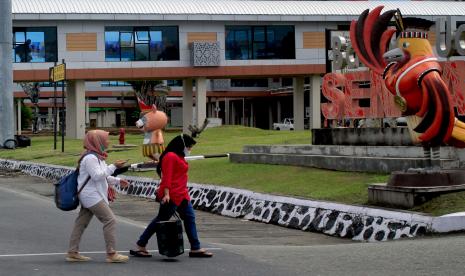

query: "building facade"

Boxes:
[10, 0, 465, 138]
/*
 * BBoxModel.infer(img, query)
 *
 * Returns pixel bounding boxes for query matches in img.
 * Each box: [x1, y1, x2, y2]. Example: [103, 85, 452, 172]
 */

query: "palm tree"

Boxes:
[128, 80, 170, 112]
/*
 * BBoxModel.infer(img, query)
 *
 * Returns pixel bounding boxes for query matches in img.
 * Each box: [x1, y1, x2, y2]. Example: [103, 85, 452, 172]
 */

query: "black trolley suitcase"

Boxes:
[156, 213, 184, 257]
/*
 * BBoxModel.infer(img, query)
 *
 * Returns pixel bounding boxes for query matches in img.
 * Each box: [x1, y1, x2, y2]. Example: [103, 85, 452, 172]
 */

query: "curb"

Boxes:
[1, 158, 464, 241]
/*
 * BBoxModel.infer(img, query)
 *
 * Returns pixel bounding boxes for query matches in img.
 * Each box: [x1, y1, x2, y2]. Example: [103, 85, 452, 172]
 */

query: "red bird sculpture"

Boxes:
[350, 6, 465, 150]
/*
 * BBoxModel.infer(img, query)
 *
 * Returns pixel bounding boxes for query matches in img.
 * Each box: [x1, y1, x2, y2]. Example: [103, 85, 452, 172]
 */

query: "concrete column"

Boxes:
[65, 80, 86, 139]
[206, 102, 211, 118]
[182, 78, 193, 134]
[85, 100, 89, 126]
[250, 102, 254, 127]
[293, 77, 305, 130]
[225, 98, 230, 125]
[47, 107, 53, 129]
[105, 110, 110, 127]
[195, 77, 207, 128]
[310, 74, 321, 129]
[242, 98, 245, 126]
[277, 101, 282, 123]
[0, 0, 14, 148]
[57, 106, 62, 131]
[231, 101, 236, 125]
[98, 112, 103, 127]
[16, 99, 22, 135]
[268, 104, 273, 129]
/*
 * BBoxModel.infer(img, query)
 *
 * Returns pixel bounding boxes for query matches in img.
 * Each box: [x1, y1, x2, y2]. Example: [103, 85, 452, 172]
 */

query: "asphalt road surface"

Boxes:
[1, 172, 465, 276]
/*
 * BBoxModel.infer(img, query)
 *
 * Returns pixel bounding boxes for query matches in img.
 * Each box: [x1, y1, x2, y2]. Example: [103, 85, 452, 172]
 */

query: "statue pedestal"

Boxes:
[368, 169, 465, 208]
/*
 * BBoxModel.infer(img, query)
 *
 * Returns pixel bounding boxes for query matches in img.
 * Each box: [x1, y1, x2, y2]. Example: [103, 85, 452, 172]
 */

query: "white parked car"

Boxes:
[273, 118, 294, 130]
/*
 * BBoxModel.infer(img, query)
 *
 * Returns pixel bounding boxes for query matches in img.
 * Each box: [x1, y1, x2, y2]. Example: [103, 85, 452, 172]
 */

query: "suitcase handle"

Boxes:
[157, 212, 181, 223]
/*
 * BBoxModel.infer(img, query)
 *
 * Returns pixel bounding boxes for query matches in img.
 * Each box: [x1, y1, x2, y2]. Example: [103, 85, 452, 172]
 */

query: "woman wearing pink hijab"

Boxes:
[67, 130, 130, 263]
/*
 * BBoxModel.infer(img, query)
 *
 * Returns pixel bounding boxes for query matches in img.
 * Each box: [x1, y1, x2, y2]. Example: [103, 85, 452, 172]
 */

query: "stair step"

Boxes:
[243, 145, 462, 159]
[230, 152, 459, 173]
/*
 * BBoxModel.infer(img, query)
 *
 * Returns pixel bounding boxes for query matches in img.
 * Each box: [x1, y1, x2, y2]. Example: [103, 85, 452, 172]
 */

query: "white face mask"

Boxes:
[183, 148, 190, 157]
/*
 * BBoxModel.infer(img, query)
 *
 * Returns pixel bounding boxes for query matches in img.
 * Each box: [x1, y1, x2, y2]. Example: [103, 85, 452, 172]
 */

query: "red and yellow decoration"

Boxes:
[350, 6, 465, 147]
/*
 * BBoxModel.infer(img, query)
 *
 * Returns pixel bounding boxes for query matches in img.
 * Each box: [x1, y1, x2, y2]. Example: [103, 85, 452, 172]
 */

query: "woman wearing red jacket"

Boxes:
[130, 134, 213, 258]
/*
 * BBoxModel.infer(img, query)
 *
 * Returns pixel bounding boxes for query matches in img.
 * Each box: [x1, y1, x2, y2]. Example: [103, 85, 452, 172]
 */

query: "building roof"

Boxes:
[12, 0, 465, 21]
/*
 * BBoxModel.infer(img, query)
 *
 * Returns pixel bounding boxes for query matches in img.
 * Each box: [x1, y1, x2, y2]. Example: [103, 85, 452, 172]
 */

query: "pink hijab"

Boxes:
[82, 130, 109, 160]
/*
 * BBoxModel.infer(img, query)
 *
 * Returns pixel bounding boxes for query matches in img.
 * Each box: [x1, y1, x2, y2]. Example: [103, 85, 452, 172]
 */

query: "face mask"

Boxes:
[183, 148, 190, 157]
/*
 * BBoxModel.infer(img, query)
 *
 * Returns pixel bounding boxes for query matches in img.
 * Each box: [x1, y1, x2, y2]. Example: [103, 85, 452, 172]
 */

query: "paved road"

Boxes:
[1, 172, 465, 275]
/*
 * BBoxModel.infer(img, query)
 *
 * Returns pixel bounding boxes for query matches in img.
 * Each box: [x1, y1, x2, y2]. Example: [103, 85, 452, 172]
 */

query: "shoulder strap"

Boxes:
[76, 152, 98, 195]
[76, 151, 99, 171]
[77, 175, 91, 195]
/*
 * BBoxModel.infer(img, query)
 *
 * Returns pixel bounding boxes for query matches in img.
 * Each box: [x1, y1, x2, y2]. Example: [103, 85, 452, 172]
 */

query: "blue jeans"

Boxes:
[137, 199, 201, 250]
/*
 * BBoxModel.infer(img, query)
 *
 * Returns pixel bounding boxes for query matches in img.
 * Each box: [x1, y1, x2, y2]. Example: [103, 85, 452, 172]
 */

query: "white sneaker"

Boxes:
[106, 253, 129, 263]
[66, 253, 91, 262]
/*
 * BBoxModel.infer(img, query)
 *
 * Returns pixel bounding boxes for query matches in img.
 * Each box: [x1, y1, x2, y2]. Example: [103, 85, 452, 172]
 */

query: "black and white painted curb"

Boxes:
[1, 159, 464, 241]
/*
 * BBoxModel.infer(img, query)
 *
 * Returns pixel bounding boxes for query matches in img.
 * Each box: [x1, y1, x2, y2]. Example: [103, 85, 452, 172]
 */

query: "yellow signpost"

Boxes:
[49, 63, 66, 82]
[49, 61, 66, 152]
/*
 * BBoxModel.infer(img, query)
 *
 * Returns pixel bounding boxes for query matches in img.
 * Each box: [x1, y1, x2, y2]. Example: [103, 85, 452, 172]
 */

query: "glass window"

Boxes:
[104, 26, 179, 61]
[101, 81, 131, 87]
[105, 31, 120, 62]
[231, 78, 268, 87]
[167, 79, 183, 86]
[282, 78, 293, 87]
[15, 32, 25, 44]
[120, 32, 133, 47]
[226, 27, 250, 60]
[135, 30, 149, 42]
[150, 30, 163, 61]
[121, 47, 134, 61]
[226, 25, 295, 60]
[135, 44, 149, 61]
[37, 81, 65, 87]
[254, 27, 265, 42]
[156, 26, 179, 61]
[13, 27, 57, 63]
[267, 26, 295, 59]
[28, 32, 45, 62]
[135, 28, 150, 61]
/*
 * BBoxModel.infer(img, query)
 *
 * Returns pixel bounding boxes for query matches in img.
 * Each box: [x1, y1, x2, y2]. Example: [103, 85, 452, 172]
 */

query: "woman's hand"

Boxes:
[114, 159, 128, 168]
[161, 194, 170, 204]
[119, 179, 129, 189]
[108, 186, 117, 202]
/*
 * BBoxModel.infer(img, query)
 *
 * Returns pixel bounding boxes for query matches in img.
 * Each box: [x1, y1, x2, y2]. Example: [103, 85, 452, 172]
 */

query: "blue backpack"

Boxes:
[54, 153, 94, 211]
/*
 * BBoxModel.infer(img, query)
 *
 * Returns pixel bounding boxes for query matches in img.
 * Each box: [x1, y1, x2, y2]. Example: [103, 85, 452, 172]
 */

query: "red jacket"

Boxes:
[156, 152, 190, 206]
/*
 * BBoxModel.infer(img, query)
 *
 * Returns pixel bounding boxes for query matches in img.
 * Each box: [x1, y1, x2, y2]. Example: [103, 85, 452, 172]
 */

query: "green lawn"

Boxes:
[2, 126, 464, 215]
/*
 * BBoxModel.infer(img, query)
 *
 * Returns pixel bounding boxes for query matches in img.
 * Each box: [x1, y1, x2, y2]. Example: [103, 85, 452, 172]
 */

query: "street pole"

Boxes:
[0, 0, 15, 148]
[53, 62, 57, 150]
[61, 59, 65, 153]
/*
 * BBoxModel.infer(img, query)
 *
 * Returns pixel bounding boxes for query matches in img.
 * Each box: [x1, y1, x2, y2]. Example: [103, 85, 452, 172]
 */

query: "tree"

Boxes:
[19, 82, 40, 133]
[128, 80, 170, 112]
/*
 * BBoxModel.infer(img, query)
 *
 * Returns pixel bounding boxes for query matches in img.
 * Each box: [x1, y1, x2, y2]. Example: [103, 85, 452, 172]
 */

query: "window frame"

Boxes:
[104, 26, 180, 62]
[225, 25, 295, 60]
[12, 27, 57, 63]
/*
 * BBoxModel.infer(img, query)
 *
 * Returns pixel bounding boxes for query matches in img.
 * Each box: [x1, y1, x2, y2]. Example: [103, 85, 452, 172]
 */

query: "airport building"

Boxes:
[10, 0, 465, 138]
